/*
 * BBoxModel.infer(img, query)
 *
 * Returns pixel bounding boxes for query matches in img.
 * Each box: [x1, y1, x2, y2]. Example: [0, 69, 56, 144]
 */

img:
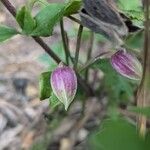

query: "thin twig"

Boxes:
[74, 25, 83, 69]
[60, 19, 71, 65]
[1, 0, 16, 17]
[68, 16, 82, 25]
[33, 37, 61, 63]
[79, 51, 113, 72]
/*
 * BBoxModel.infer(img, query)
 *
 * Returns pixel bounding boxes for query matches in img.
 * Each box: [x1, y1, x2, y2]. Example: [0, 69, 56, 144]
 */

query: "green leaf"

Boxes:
[31, 3, 65, 36]
[64, 0, 81, 16]
[125, 30, 144, 52]
[49, 92, 61, 109]
[117, 0, 144, 27]
[16, 6, 36, 34]
[16, 7, 25, 28]
[88, 118, 150, 150]
[93, 59, 134, 104]
[0, 25, 18, 42]
[128, 106, 150, 118]
[39, 71, 51, 100]
[117, 0, 142, 11]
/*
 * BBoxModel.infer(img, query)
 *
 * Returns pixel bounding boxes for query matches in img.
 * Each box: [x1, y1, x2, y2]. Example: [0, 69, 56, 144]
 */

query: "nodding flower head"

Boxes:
[50, 63, 77, 110]
[111, 49, 143, 80]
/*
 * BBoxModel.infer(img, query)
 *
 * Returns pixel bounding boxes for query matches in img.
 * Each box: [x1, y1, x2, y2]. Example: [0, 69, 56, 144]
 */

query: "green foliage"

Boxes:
[117, 0, 144, 27]
[38, 53, 55, 68]
[125, 30, 144, 52]
[1, 1, 149, 149]
[16, 7, 25, 28]
[117, 0, 141, 11]
[128, 106, 150, 118]
[64, 0, 82, 16]
[31, 3, 65, 36]
[93, 59, 134, 104]
[88, 118, 150, 150]
[49, 92, 61, 109]
[31, 0, 82, 36]
[16, 1, 82, 36]
[39, 70, 62, 108]
[0, 25, 18, 42]
[39, 71, 51, 100]
[16, 6, 35, 34]
[28, 0, 49, 9]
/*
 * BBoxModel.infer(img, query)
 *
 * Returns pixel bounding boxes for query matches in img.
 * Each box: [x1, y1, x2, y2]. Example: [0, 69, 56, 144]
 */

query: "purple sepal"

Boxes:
[51, 63, 77, 110]
[111, 50, 142, 80]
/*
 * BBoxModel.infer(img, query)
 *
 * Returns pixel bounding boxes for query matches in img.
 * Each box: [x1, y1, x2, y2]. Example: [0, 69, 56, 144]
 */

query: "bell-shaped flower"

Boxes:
[50, 63, 77, 110]
[111, 49, 142, 80]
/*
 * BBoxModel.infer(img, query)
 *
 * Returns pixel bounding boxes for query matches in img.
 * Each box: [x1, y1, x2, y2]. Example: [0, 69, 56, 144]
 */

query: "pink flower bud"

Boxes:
[111, 50, 142, 80]
[50, 63, 77, 110]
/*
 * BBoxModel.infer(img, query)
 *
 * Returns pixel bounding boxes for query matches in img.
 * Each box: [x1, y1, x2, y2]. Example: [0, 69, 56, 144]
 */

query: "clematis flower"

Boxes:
[111, 49, 143, 80]
[50, 63, 77, 110]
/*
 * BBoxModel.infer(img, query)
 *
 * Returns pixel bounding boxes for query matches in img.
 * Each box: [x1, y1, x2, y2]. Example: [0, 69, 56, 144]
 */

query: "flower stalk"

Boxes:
[74, 25, 83, 69]
[60, 19, 70, 65]
[137, 0, 150, 137]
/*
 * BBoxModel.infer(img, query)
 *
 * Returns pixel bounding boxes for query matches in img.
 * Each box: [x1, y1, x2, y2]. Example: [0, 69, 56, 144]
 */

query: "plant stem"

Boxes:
[79, 51, 113, 72]
[33, 37, 61, 64]
[137, 0, 150, 137]
[85, 32, 94, 81]
[68, 16, 82, 25]
[60, 19, 69, 65]
[74, 25, 83, 69]
[1, 0, 16, 17]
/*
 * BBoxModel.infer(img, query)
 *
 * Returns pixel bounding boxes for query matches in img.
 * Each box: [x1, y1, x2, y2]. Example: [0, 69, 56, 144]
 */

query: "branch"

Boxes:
[1, 0, 61, 64]
[1, 0, 16, 17]
[137, 0, 150, 137]
[33, 37, 61, 64]
[74, 25, 83, 69]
